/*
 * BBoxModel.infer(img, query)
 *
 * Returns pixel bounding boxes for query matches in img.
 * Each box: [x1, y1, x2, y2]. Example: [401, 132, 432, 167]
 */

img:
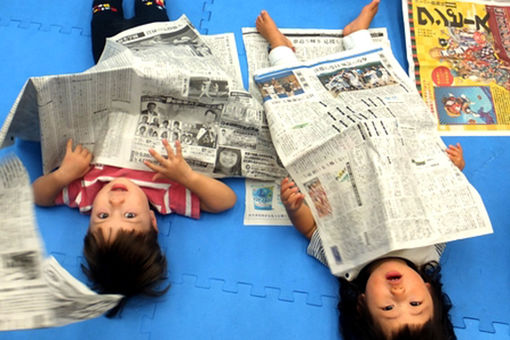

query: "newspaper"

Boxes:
[0, 155, 122, 330]
[242, 27, 391, 100]
[402, 0, 510, 135]
[241, 27, 391, 226]
[0, 15, 286, 181]
[253, 44, 493, 276]
[244, 179, 292, 226]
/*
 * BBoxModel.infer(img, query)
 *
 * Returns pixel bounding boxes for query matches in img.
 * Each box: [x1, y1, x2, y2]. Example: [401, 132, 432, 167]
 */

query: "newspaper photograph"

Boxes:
[244, 179, 292, 226]
[0, 155, 121, 330]
[0, 15, 286, 181]
[253, 45, 493, 276]
[403, 0, 510, 135]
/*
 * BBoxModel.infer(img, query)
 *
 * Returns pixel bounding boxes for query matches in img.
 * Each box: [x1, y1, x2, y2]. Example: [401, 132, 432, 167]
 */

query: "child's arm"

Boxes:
[446, 143, 465, 171]
[32, 139, 92, 206]
[144, 139, 236, 213]
[281, 178, 317, 239]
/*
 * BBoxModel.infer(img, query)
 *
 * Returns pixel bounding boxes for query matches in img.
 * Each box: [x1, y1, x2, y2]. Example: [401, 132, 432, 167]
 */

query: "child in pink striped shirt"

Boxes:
[32, 138, 236, 315]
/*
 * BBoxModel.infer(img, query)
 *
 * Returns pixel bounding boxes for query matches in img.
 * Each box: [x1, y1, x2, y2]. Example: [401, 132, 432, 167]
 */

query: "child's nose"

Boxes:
[109, 196, 125, 205]
[391, 286, 406, 298]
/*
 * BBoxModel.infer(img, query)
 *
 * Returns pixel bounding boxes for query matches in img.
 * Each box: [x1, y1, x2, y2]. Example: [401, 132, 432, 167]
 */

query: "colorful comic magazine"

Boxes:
[403, 0, 510, 135]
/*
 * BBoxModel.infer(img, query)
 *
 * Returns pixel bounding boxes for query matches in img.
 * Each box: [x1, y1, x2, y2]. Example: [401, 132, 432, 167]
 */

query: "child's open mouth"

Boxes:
[385, 271, 402, 283]
[111, 184, 128, 192]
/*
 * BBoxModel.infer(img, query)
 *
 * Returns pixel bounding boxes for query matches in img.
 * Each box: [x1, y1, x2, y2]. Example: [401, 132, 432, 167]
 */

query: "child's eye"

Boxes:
[410, 301, 422, 307]
[124, 212, 136, 218]
[382, 305, 394, 311]
[98, 212, 109, 219]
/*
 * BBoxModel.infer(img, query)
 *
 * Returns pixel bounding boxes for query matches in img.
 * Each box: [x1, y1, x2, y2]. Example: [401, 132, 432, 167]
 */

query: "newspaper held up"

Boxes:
[0, 155, 122, 330]
[0, 15, 286, 181]
[241, 26, 390, 226]
[253, 44, 493, 277]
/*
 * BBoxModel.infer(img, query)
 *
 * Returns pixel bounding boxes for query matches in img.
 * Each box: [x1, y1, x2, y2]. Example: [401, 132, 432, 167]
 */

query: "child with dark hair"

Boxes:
[33, 138, 236, 316]
[32, 0, 235, 316]
[256, 1, 460, 338]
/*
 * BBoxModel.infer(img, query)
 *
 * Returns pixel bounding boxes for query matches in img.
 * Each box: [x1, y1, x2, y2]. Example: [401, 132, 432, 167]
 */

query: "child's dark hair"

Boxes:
[338, 259, 456, 340]
[82, 227, 169, 317]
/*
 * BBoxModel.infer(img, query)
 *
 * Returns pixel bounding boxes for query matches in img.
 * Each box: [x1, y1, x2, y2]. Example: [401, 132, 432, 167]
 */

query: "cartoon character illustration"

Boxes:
[441, 94, 475, 117]
[477, 106, 496, 124]
[429, 26, 510, 90]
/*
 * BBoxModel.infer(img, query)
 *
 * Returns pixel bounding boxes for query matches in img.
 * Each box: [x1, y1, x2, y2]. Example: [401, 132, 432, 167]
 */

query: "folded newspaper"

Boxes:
[253, 44, 493, 276]
[0, 155, 122, 330]
[0, 15, 286, 180]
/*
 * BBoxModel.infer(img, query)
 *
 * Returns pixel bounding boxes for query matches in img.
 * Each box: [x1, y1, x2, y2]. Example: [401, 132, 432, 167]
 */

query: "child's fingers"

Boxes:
[281, 178, 298, 193]
[174, 140, 182, 157]
[445, 147, 458, 156]
[288, 192, 303, 207]
[85, 152, 93, 163]
[144, 159, 165, 173]
[280, 181, 296, 196]
[280, 177, 289, 187]
[280, 179, 293, 192]
[456, 142, 463, 152]
[66, 138, 73, 153]
[148, 148, 167, 165]
[162, 139, 175, 158]
[281, 186, 298, 202]
[80, 146, 91, 156]
[286, 193, 304, 210]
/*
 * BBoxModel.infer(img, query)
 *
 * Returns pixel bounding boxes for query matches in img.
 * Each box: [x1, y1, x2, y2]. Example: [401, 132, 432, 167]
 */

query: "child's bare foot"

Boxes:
[343, 0, 380, 36]
[256, 10, 295, 51]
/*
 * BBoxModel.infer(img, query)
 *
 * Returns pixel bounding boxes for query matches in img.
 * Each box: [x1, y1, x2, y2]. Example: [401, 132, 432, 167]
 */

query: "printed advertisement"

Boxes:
[403, 0, 510, 134]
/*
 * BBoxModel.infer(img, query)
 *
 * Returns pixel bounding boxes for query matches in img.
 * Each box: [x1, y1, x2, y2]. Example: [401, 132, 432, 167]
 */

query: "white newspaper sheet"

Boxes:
[0, 15, 286, 181]
[0, 155, 121, 330]
[242, 27, 391, 226]
[253, 44, 493, 276]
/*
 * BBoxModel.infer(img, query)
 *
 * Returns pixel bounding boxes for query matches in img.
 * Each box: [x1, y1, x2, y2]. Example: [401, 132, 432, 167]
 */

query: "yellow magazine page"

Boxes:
[406, 0, 510, 134]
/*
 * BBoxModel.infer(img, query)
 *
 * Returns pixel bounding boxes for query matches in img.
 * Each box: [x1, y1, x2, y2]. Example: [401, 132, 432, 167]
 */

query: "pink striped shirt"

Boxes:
[55, 164, 200, 219]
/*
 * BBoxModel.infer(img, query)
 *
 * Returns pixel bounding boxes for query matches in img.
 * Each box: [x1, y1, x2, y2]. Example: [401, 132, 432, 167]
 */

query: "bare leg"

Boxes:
[343, 0, 380, 37]
[256, 10, 295, 51]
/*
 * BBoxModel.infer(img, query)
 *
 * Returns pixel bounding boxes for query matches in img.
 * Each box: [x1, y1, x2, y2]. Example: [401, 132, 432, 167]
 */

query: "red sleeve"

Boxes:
[54, 178, 84, 208]
[168, 184, 201, 219]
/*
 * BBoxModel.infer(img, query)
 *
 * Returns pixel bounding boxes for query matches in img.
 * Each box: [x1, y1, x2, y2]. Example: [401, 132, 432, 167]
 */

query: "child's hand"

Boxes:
[446, 143, 465, 171]
[144, 140, 194, 183]
[56, 139, 92, 183]
[280, 177, 304, 212]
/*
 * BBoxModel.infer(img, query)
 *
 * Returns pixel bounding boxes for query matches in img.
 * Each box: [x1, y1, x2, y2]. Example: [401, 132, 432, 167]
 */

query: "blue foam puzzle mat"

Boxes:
[1, 0, 509, 339]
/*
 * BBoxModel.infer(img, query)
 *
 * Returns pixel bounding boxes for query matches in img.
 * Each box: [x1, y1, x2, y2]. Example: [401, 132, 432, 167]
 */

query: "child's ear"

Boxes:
[150, 210, 159, 233]
[426, 282, 432, 293]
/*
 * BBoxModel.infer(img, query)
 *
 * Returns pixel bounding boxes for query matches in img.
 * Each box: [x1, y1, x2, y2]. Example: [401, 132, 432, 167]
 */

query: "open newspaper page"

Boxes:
[242, 27, 390, 226]
[0, 15, 285, 181]
[402, 0, 510, 135]
[253, 45, 493, 276]
[0, 155, 121, 330]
